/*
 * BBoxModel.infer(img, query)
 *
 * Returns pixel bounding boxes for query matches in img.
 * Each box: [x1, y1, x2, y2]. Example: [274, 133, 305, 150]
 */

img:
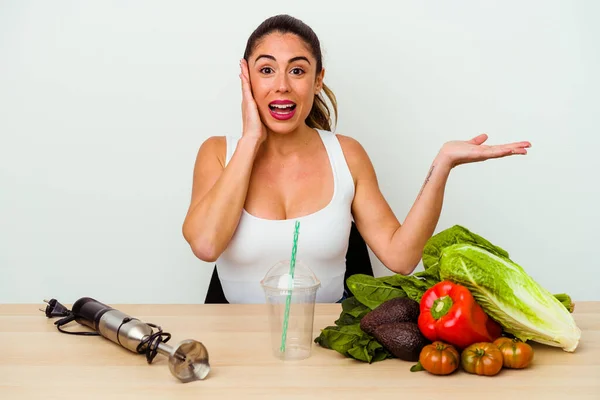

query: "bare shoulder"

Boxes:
[335, 134, 376, 182]
[196, 135, 227, 168]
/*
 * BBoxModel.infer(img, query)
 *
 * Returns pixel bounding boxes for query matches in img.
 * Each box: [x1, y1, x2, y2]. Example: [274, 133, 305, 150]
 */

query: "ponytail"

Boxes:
[306, 83, 338, 132]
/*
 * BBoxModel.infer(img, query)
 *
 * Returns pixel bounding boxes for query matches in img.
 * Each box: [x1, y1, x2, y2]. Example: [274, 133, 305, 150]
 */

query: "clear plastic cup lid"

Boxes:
[260, 260, 321, 292]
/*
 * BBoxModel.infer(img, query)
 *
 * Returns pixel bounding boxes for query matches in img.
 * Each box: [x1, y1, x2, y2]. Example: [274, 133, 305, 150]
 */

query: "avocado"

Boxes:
[359, 297, 420, 336]
[371, 322, 429, 362]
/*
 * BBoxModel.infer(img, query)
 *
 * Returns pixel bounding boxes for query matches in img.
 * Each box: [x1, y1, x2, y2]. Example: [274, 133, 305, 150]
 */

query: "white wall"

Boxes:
[1, 0, 598, 303]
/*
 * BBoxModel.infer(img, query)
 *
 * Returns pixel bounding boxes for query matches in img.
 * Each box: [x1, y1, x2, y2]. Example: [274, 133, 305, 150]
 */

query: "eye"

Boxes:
[290, 67, 305, 76]
[259, 67, 274, 74]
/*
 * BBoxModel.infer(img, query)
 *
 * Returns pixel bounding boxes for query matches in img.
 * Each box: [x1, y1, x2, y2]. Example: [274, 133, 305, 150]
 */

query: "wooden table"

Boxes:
[1, 302, 599, 399]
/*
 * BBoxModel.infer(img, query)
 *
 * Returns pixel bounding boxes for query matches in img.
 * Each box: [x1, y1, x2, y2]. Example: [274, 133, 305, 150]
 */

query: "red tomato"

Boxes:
[461, 342, 503, 376]
[494, 337, 534, 369]
[419, 341, 460, 375]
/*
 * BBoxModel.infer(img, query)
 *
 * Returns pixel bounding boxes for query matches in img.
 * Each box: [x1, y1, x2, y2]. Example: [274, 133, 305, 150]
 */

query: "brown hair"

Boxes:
[243, 14, 338, 131]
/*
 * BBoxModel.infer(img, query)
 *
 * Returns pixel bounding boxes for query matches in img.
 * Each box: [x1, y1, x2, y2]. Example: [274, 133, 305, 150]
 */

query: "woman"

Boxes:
[182, 14, 530, 303]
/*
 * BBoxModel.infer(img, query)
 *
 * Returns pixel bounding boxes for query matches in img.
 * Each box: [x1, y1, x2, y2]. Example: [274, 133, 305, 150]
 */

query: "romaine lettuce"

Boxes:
[438, 243, 581, 352]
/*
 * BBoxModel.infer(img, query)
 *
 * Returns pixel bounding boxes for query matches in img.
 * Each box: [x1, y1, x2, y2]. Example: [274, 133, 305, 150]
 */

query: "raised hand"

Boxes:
[437, 134, 531, 168]
[239, 59, 267, 144]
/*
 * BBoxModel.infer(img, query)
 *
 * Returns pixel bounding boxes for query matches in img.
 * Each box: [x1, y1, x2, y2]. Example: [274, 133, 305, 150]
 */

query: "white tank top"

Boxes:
[215, 129, 355, 303]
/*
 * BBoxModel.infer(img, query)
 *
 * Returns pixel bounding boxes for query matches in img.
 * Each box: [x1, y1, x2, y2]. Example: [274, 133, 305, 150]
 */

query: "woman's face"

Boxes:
[247, 32, 324, 134]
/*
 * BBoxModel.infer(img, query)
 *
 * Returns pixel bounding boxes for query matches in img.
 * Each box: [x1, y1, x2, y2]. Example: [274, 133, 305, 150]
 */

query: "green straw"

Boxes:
[280, 220, 300, 353]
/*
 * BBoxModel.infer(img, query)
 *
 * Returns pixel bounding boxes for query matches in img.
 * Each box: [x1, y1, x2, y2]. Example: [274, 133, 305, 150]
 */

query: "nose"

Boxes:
[275, 72, 290, 93]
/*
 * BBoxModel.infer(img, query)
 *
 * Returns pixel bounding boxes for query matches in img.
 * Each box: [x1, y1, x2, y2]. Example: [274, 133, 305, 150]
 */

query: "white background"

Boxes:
[1, 0, 598, 303]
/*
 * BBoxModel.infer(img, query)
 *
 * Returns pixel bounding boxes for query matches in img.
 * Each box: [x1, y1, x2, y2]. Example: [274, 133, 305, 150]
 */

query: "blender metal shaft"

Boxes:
[95, 307, 210, 382]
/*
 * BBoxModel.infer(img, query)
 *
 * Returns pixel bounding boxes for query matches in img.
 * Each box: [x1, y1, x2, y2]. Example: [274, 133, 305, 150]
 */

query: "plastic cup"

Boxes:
[260, 260, 321, 361]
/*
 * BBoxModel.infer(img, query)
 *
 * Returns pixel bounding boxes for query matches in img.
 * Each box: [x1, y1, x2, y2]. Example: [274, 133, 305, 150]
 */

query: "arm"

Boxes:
[182, 135, 262, 262]
[182, 58, 267, 262]
[341, 133, 531, 275]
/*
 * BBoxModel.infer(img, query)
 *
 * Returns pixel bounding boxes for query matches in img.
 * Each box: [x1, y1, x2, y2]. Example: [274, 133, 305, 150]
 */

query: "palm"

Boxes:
[441, 134, 531, 167]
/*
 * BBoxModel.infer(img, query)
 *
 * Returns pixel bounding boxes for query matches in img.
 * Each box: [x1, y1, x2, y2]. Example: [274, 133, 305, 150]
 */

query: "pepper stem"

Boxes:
[430, 296, 453, 319]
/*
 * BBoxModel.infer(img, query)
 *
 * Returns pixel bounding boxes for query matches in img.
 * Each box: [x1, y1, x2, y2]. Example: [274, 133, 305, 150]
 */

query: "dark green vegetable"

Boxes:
[313, 323, 391, 363]
[345, 274, 407, 310]
[376, 274, 433, 303]
[334, 296, 370, 326]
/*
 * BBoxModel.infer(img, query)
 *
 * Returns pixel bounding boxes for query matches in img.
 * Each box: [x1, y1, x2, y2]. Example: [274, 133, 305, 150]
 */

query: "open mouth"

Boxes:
[268, 103, 297, 113]
[268, 101, 297, 120]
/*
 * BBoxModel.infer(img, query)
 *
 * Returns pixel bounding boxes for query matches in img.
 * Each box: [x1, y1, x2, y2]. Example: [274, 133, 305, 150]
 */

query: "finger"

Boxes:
[239, 69, 253, 100]
[487, 146, 528, 158]
[495, 142, 532, 154]
[240, 60, 257, 99]
[240, 73, 245, 116]
[239, 59, 247, 89]
[510, 148, 528, 155]
[240, 58, 251, 82]
[497, 141, 532, 149]
[468, 133, 488, 145]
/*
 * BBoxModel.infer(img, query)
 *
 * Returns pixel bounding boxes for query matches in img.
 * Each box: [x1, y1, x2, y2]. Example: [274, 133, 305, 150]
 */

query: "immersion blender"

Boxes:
[41, 297, 210, 383]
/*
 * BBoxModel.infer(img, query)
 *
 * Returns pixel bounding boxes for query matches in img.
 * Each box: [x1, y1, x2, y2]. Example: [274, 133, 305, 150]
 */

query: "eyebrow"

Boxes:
[253, 54, 311, 65]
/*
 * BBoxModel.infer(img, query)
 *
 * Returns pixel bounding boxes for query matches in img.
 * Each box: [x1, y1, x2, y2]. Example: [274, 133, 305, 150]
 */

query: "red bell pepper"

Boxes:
[418, 281, 502, 349]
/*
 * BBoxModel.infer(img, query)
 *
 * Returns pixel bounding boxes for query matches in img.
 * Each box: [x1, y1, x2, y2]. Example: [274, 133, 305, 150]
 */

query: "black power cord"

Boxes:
[41, 298, 99, 336]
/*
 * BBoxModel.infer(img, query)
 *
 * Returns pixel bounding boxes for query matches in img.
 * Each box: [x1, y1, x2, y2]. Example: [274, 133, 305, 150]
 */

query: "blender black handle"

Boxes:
[71, 297, 114, 332]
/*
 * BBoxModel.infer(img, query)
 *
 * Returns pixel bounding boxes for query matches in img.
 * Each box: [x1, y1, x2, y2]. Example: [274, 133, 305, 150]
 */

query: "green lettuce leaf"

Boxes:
[423, 225, 510, 270]
[439, 243, 581, 352]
